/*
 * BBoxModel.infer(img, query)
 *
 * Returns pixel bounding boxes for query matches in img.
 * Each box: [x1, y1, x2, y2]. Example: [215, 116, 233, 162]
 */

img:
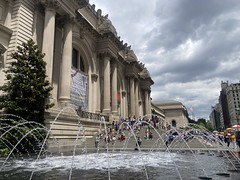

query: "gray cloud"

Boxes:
[147, 0, 240, 50]
[90, 0, 240, 119]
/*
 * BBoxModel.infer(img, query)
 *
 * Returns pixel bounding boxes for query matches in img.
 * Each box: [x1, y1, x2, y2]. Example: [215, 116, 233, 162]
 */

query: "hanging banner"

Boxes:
[70, 68, 88, 111]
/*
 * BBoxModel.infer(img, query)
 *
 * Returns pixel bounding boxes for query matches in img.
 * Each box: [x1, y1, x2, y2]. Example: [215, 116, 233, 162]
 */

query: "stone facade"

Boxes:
[153, 100, 188, 128]
[0, 0, 154, 139]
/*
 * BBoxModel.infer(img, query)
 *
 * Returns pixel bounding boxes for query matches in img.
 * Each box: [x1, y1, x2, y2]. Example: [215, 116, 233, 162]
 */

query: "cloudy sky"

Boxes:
[89, 0, 240, 120]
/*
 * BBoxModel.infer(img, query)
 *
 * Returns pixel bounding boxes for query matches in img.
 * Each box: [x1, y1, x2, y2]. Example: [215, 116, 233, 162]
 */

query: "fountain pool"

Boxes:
[0, 151, 239, 180]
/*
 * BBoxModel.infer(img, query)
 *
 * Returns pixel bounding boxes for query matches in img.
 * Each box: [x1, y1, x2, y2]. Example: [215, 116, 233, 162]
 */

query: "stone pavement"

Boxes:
[84, 126, 240, 154]
[47, 126, 240, 158]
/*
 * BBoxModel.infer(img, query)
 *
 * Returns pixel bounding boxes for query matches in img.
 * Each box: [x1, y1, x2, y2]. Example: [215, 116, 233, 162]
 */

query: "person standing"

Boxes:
[95, 135, 100, 148]
[236, 131, 240, 148]
[225, 133, 231, 147]
[135, 137, 142, 150]
[231, 133, 236, 149]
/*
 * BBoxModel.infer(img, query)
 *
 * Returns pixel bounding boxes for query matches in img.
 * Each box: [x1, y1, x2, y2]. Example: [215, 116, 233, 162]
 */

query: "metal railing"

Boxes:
[77, 109, 109, 122]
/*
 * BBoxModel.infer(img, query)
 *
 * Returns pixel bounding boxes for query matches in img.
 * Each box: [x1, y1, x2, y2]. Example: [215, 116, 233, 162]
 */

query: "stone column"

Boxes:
[96, 75, 101, 113]
[144, 90, 149, 116]
[5, 0, 13, 28]
[135, 80, 139, 117]
[91, 73, 98, 112]
[139, 91, 143, 117]
[148, 91, 151, 115]
[111, 62, 118, 114]
[121, 90, 126, 119]
[88, 69, 93, 112]
[103, 54, 111, 114]
[130, 77, 135, 116]
[42, 3, 56, 83]
[59, 18, 73, 105]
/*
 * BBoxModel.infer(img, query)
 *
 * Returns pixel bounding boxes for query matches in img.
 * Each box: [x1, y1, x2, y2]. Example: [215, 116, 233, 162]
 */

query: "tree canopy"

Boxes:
[0, 39, 53, 124]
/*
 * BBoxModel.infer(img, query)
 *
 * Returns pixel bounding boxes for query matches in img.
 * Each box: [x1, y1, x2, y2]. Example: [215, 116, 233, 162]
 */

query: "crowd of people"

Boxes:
[95, 116, 165, 148]
[95, 116, 240, 150]
[220, 131, 240, 149]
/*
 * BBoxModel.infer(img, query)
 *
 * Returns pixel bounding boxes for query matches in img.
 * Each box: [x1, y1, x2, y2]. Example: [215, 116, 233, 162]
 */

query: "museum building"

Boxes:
[0, 0, 154, 139]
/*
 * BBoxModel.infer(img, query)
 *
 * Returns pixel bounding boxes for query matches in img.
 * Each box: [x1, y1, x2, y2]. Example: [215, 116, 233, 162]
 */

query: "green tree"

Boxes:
[0, 39, 53, 124]
[205, 121, 214, 132]
[197, 118, 207, 125]
[188, 116, 196, 124]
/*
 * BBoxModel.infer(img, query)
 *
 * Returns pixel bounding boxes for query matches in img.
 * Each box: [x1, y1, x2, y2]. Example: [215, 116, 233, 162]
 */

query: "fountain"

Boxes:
[0, 111, 239, 180]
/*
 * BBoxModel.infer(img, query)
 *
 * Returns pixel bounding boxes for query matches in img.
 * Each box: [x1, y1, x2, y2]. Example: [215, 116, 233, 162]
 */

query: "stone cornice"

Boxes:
[97, 15, 117, 36]
[75, 11, 100, 38]
[0, 24, 13, 38]
[37, 0, 89, 19]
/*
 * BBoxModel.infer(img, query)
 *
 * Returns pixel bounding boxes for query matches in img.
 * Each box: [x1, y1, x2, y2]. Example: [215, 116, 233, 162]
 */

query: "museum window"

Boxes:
[72, 48, 78, 69]
[72, 48, 86, 73]
[80, 56, 85, 72]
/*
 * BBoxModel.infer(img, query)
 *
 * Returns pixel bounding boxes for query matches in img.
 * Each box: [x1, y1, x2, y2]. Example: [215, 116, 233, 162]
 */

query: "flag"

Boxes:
[189, 106, 193, 113]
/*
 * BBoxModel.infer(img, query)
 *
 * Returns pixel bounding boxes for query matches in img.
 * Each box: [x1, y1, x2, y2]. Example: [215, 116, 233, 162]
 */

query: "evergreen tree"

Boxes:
[0, 39, 53, 124]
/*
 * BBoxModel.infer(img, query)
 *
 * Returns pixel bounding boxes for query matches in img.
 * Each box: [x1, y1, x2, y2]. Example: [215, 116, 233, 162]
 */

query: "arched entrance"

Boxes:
[70, 46, 89, 111]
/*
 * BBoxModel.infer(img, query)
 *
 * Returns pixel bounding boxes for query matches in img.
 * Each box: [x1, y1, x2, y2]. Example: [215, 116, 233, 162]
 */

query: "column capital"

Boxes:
[91, 73, 98, 81]
[57, 15, 75, 28]
[99, 49, 117, 60]
[41, 0, 59, 11]
[121, 90, 127, 96]
[127, 75, 138, 80]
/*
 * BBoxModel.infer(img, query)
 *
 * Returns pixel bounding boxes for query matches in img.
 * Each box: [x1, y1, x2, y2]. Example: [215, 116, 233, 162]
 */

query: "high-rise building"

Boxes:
[219, 81, 230, 128]
[216, 81, 240, 129]
[209, 103, 221, 131]
[225, 82, 240, 125]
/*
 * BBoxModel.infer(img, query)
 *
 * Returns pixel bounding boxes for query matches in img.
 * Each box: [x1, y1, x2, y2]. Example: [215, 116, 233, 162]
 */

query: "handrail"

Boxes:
[76, 108, 109, 122]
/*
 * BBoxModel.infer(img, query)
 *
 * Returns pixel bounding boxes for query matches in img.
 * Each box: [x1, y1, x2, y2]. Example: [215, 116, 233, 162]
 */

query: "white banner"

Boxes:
[70, 68, 88, 111]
